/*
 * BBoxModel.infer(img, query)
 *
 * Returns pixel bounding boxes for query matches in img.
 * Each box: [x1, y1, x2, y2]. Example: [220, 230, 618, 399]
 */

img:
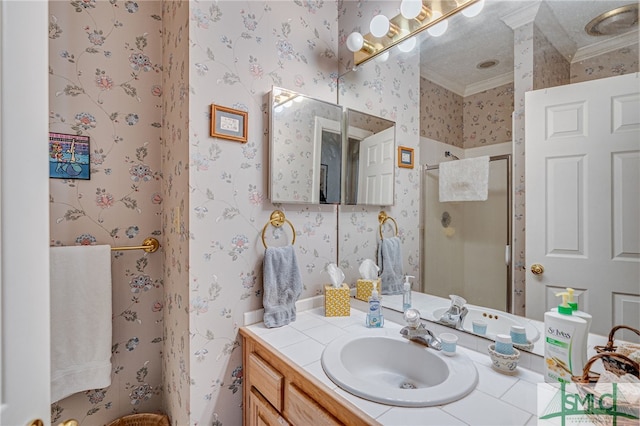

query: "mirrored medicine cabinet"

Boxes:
[269, 86, 395, 206]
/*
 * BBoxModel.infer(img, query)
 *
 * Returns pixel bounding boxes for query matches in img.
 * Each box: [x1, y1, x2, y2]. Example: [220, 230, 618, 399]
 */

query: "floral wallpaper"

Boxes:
[533, 25, 570, 90]
[419, 77, 464, 147]
[419, 77, 513, 149]
[160, 1, 190, 425]
[463, 83, 514, 148]
[571, 44, 639, 84]
[45, 1, 639, 425]
[48, 1, 163, 424]
[186, 1, 339, 424]
[510, 21, 535, 316]
[338, 2, 422, 288]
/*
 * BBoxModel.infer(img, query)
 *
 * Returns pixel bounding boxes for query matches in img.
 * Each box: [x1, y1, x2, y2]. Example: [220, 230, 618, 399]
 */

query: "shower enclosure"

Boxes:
[421, 154, 512, 312]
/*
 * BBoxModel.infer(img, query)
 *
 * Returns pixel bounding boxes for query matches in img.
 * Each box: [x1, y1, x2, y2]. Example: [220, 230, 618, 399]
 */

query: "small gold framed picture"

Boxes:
[210, 104, 248, 143]
[398, 146, 414, 169]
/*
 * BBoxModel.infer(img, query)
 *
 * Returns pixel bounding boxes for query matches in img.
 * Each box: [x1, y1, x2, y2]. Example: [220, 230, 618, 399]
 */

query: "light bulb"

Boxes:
[400, 0, 423, 20]
[375, 51, 390, 62]
[397, 36, 416, 53]
[275, 105, 283, 113]
[284, 100, 293, 108]
[293, 95, 303, 102]
[370, 15, 390, 38]
[427, 12, 448, 37]
[346, 32, 364, 52]
[462, 0, 484, 17]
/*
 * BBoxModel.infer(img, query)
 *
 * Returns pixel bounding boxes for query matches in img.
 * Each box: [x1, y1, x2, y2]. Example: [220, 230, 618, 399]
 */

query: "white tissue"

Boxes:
[326, 263, 345, 288]
[359, 259, 379, 280]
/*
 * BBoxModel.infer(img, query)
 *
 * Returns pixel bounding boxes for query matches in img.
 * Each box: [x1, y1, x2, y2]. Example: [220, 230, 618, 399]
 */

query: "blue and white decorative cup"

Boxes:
[472, 320, 487, 335]
[439, 333, 458, 356]
[494, 334, 514, 355]
[510, 325, 527, 345]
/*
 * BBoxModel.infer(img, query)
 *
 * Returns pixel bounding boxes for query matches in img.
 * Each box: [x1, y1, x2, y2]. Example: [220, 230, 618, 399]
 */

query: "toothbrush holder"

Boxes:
[494, 334, 515, 355]
[488, 344, 520, 375]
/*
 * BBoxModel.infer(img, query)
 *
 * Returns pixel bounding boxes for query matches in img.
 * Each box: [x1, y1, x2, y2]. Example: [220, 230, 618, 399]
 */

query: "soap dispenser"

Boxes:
[566, 287, 592, 334]
[402, 275, 415, 312]
[550, 287, 592, 335]
[543, 292, 588, 383]
[366, 287, 384, 328]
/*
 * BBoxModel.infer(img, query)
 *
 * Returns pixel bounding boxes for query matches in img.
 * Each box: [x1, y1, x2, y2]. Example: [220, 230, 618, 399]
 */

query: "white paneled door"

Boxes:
[356, 127, 395, 205]
[525, 73, 640, 338]
[0, 1, 51, 425]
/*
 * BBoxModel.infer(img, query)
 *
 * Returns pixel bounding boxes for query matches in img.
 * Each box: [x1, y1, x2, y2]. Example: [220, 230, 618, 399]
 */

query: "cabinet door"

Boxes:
[286, 383, 341, 426]
[249, 387, 290, 426]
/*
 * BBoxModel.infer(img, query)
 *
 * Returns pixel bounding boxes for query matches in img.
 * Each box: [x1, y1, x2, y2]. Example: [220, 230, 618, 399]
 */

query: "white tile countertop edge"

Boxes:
[244, 301, 551, 426]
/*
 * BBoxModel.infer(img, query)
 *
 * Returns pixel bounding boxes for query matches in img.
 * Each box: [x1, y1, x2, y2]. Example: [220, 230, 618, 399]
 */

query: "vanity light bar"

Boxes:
[350, 0, 481, 67]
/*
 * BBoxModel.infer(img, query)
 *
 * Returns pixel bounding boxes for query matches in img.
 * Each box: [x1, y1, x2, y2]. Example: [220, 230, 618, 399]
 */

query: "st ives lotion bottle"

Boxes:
[566, 287, 592, 334]
[544, 292, 588, 383]
[550, 287, 592, 335]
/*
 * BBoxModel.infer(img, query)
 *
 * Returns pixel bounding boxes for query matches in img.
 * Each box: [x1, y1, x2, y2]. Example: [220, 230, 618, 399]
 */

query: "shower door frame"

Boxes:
[421, 154, 513, 313]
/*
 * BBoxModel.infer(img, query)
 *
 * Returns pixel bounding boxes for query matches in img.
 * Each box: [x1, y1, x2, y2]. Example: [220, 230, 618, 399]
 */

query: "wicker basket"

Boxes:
[595, 325, 640, 378]
[571, 352, 640, 426]
[106, 413, 170, 426]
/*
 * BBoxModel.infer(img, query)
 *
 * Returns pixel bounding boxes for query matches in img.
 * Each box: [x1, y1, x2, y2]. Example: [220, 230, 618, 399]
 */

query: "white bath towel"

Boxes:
[439, 156, 490, 202]
[263, 245, 303, 328]
[377, 236, 404, 295]
[50, 245, 113, 402]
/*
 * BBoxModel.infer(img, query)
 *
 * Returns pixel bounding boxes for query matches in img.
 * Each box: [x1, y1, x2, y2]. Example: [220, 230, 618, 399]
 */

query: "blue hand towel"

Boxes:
[378, 236, 404, 295]
[263, 245, 303, 328]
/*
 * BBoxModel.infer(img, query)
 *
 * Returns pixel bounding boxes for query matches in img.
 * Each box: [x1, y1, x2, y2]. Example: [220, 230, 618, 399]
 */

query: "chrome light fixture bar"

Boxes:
[347, 0, 484, 67]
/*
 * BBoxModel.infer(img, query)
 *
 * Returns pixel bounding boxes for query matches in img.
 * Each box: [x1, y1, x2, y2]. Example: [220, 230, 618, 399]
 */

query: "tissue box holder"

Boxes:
[324, 284, 350, 317]
[355, 279, 381, 301]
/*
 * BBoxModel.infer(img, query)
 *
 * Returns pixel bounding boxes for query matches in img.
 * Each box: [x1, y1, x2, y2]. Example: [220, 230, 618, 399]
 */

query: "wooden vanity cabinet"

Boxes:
[240, 327, 380, 426]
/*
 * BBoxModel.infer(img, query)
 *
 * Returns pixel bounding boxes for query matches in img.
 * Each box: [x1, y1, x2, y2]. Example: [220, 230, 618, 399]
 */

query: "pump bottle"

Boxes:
[543, 292, 588, 383]
[566, 287, 592, 334]
[402, 275, 415, 312]
[366, 288, 384, 328]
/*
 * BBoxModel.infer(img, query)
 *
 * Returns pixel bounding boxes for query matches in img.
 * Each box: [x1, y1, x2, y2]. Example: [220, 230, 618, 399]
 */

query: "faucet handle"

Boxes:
[449, 294, 467, 307]
[403, 308, 421, 329]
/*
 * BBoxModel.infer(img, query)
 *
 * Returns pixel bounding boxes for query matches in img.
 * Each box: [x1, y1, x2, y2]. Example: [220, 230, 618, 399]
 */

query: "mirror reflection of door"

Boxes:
[314, 117, 342, 204]
[356, 127, 395, 205]
[343, 108, 396, 206]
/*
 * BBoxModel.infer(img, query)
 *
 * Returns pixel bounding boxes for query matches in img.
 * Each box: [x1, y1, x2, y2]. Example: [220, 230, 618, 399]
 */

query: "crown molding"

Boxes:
[420, 68, 466, 97]
[464, 71, 514, 96]
[572, 29, 639, 63]
[420, 69, 514, 98]
[501, 1, 541, 29]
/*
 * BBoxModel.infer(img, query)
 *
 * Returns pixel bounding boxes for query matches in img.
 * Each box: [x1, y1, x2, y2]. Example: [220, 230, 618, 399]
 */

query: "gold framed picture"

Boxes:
[398, 146, 414, 169]
[210, 104, 248, 143]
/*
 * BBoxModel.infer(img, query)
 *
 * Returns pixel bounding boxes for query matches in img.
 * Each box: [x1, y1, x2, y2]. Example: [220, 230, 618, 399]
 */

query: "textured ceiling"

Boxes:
[415, 0, 638, 95]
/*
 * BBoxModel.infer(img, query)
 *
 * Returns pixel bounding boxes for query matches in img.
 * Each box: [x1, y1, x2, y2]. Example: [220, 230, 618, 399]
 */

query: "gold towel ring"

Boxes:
[261, 210, 296, 248]
[378, 211, 398, 239]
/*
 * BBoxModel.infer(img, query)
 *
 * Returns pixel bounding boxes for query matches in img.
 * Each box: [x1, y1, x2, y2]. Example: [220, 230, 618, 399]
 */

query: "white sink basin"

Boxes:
[321, 333, 478, 407]
[432, 305, 540, 343]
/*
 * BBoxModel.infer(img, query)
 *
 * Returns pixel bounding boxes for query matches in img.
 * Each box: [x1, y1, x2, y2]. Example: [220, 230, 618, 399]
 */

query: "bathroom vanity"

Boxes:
[240, 326, 378, 425]
[241, 302, 546, 425]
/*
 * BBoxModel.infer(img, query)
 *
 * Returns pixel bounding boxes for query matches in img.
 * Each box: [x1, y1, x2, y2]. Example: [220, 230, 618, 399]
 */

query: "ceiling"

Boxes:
[415, 0, 639, 96]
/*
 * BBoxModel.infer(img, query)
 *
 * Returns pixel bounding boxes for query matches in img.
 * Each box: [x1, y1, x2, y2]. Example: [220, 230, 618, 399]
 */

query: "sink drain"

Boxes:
[400, 382, 417, 389]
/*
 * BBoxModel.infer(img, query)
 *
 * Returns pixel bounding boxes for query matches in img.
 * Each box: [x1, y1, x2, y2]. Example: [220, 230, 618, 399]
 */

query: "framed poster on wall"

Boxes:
[49, 132, 90, 179]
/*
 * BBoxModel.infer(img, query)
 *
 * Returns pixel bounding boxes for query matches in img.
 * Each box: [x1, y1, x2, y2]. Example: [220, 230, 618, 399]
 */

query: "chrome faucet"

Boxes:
[438, 295, 469, 330]
[399, 309, 442, 350]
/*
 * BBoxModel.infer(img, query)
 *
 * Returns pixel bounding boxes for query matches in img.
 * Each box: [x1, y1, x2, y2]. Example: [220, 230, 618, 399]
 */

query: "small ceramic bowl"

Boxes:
[488, 344, 520, 374]
[513, 340, 534, 352]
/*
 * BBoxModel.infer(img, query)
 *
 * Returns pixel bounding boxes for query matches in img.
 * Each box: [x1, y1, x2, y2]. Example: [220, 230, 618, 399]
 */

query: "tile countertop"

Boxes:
[244, 303, 549, 426]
